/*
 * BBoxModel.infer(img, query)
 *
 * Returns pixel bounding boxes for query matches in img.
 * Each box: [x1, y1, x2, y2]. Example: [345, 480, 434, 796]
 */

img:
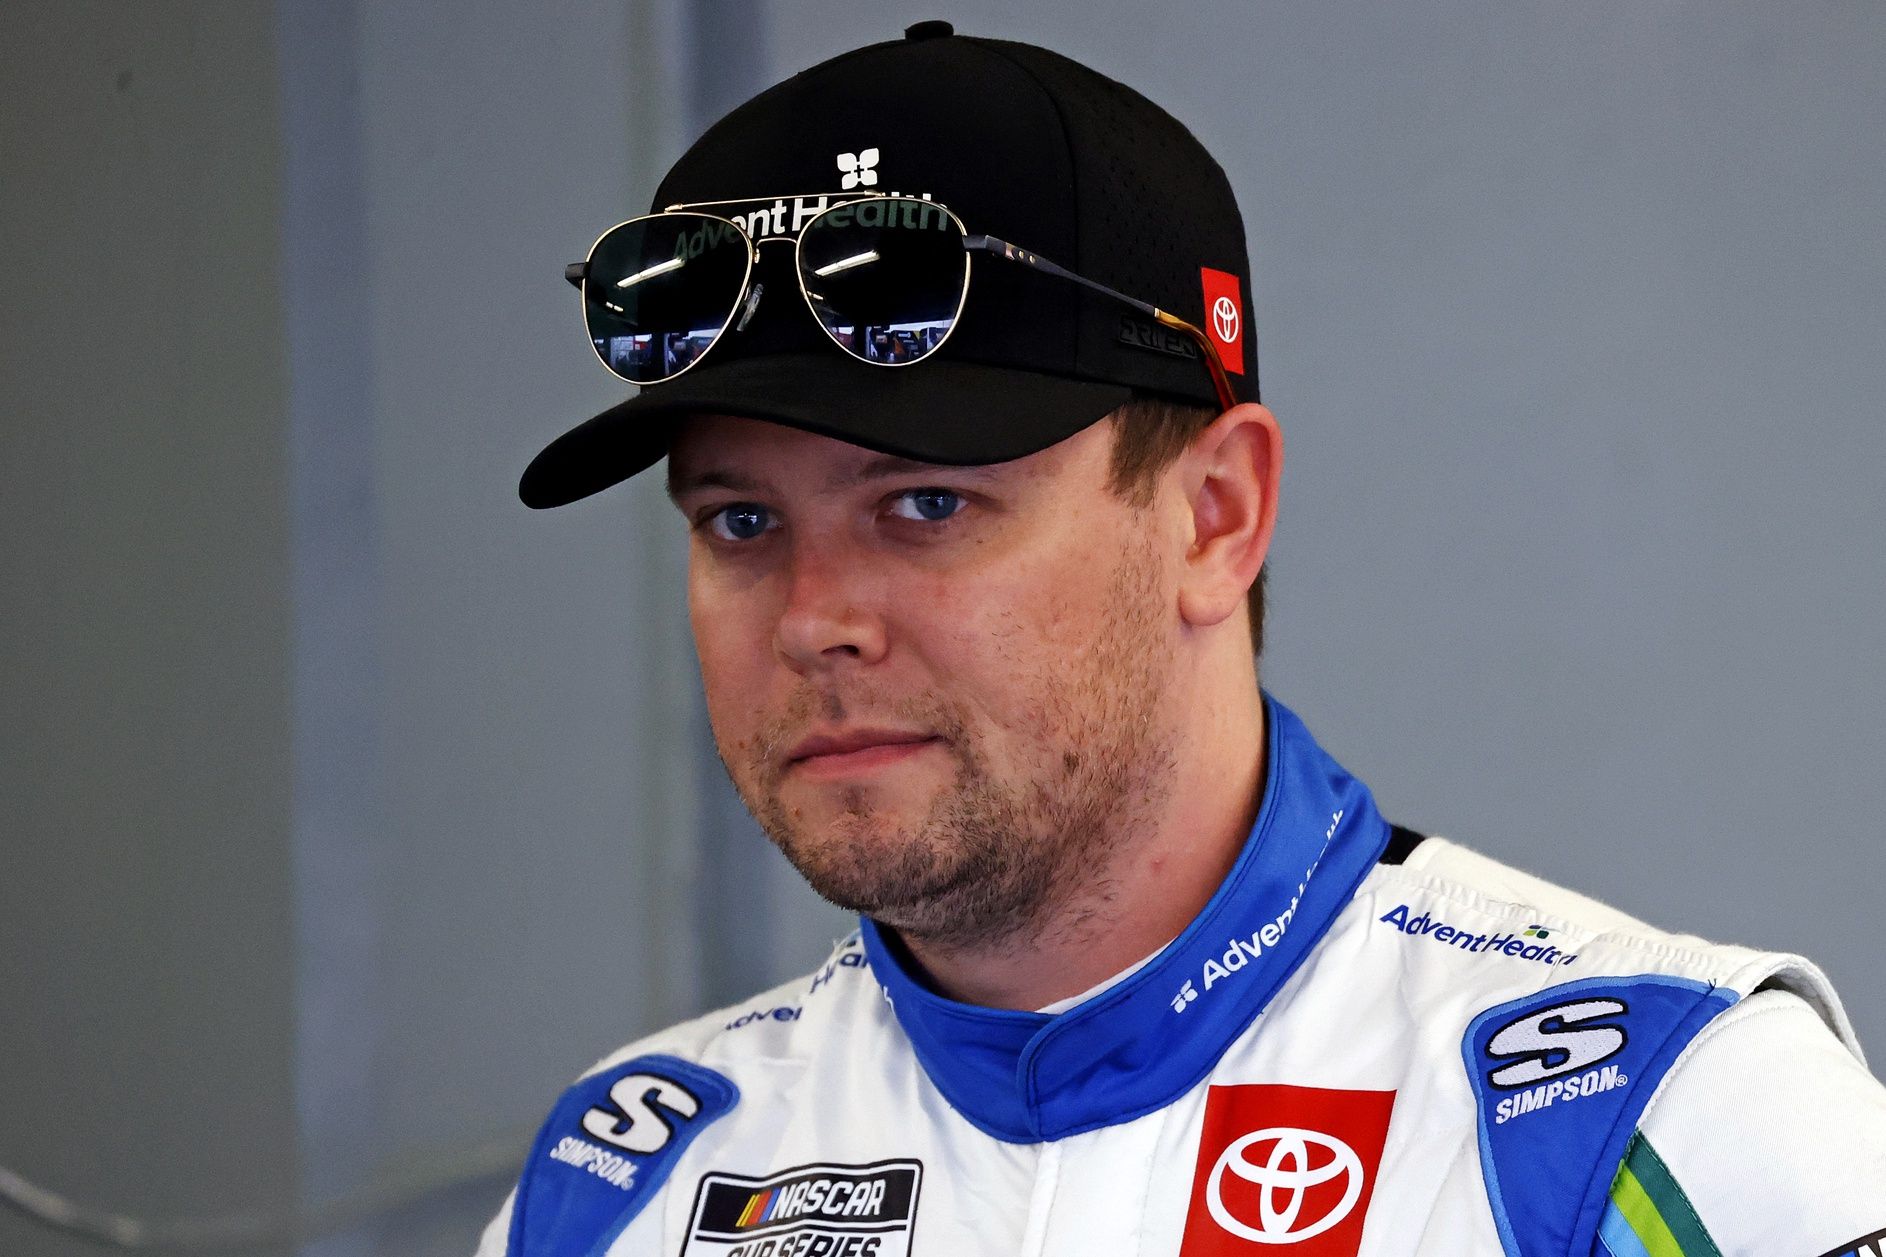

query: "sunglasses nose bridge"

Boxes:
[750, 234, 797, 272]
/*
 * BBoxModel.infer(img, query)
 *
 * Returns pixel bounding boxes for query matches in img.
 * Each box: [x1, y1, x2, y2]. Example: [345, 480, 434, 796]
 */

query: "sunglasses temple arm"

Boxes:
[966, 236, 1239, 414]
[965, 234, 1159, 315]
[1153, 312, 1239, 415]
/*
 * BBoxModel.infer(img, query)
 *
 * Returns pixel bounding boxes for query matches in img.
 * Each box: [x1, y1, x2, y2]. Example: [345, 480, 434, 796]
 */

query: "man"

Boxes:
[484, 22, 1886, 1257]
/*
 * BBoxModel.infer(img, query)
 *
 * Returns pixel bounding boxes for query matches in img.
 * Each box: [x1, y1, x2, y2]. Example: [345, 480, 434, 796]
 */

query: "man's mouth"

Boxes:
[786, 729, 943, 778]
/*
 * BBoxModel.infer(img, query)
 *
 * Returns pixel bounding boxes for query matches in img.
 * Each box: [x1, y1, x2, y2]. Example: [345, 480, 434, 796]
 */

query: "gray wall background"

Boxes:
[2, 2, 1879, 1254]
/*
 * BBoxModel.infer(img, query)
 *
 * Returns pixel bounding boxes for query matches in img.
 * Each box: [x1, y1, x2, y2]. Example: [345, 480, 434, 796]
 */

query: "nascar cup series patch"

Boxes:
[680, 1159, 923, 1256]
[508, 1054, 739, 1256]
[1822, 1226, 1886, 1257]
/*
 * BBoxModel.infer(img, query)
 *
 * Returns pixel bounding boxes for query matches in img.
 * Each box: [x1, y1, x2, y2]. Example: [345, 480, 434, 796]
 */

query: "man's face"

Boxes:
[667, 414, 1184, 951]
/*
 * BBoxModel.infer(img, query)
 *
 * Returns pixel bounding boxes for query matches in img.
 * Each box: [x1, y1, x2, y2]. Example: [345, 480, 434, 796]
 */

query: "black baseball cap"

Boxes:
[521, 20, 1258, 509]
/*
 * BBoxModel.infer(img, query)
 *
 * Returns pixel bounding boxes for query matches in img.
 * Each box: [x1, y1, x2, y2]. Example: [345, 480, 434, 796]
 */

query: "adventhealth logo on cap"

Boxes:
[837, 147, 880, 189]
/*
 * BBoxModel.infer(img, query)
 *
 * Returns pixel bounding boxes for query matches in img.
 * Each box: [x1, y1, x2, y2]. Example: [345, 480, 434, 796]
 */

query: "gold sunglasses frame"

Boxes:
[565, 192, 1238, 413]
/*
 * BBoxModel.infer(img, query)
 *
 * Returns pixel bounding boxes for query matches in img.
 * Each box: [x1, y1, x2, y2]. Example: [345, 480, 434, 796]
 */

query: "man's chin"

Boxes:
[790, 858, 961, 923]
[763, 812, 971, 920]
[774, 770, 940, 830]
[773, 810, 931, 874]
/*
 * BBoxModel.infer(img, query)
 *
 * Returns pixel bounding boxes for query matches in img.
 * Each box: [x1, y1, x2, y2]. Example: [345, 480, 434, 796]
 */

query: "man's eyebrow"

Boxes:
[666, 466, 766, 502]
[667, 454, 999, 501]
[831, 454, 1000, 491]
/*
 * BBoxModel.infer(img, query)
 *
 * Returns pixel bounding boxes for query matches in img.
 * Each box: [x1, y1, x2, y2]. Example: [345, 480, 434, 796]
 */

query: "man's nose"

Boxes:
[772, 542, 889, 672]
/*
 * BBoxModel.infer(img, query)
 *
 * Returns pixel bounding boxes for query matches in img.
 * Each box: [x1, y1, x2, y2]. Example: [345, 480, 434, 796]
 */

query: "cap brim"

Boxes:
[519, 354, 1132, 509]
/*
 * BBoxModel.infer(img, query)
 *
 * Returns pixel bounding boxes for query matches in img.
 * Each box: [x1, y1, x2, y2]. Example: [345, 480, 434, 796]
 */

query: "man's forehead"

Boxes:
[664, 413, 1034, 499]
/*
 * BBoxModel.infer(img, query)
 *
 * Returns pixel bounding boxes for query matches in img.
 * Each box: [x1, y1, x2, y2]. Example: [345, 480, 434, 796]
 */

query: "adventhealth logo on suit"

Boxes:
[1171, 812, 1345, 1014]
[1378, 904, 1581, 967]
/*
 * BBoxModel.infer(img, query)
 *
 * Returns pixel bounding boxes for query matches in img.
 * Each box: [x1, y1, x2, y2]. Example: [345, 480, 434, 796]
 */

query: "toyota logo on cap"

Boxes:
[1198, 267, 1247, 377]
[1207, 1128, 1363, 1243]
[1212, 295, 1241, 345]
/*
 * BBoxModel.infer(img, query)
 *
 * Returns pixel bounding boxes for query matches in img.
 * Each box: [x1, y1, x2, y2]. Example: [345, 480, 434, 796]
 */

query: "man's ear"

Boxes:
[1176, 403, 1282, 629]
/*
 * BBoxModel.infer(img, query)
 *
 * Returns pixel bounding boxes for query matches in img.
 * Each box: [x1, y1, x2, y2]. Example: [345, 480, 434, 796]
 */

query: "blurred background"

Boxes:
[3, 2, 1881, 1254]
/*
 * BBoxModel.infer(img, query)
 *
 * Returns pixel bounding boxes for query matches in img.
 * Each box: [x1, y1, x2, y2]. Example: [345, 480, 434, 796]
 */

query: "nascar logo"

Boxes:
[733, 1175, 890, 1227]
[682, 1160, 922, 1255]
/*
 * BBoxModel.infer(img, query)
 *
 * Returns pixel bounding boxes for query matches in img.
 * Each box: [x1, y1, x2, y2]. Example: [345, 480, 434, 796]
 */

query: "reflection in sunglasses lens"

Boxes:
[584, 214, 749, 383]
[798, 198, 968, 365]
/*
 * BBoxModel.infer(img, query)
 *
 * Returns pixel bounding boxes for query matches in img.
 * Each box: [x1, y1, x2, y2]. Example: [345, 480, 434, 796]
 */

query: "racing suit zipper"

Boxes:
[1017, 1141, 1062, 1257]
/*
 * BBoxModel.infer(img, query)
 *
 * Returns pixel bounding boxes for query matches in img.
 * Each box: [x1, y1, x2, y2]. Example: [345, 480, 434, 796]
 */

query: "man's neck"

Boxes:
[899, 675, 1268, 1011]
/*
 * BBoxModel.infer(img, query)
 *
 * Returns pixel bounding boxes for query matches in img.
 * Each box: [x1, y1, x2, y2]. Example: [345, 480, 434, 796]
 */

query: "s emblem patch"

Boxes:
[1463, 976, 1737, 1257]
[1484, 997, 1628, 1089]
[510, 1055, 738, 1255]
[580, 1070, 708, 1153]
[682, 1159, 923, 1255]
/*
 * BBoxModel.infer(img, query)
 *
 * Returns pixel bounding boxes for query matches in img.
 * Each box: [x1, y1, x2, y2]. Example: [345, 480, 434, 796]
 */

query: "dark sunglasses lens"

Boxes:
[798, 199, 967, 364]
[582, 214, 748, 383]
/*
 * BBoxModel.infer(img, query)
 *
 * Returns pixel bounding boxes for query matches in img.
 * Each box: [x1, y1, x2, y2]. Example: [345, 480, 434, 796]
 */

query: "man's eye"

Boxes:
[707, 503, 775, 542]
[887, 488, 965, 523]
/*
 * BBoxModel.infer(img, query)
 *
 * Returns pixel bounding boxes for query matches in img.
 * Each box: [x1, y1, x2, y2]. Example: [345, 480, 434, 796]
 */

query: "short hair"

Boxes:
[1105, 394, 1267, 656]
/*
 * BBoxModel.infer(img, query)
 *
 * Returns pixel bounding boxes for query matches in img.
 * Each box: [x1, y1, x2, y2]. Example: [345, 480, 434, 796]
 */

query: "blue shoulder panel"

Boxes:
[1462, 975, 1736, 1257]
[507, 1053, 738, 1257]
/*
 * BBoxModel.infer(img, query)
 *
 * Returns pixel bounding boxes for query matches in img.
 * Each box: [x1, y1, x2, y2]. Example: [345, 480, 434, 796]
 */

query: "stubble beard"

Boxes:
[715, 536, 1178, 956]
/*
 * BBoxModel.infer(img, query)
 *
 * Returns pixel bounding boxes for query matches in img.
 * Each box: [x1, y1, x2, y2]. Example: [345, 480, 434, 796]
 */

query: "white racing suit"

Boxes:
[479, 696, 1886, 1256]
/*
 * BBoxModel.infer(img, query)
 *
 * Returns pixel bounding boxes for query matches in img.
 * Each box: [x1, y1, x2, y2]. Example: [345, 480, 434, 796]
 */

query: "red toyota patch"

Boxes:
[1199, 268, 1246, 376]
[1179, 1084, 1395, 1256]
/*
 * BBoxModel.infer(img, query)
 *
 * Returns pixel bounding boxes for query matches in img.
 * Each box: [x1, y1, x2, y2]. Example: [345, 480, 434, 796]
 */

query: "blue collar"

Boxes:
[858, 693, 1390, 1144]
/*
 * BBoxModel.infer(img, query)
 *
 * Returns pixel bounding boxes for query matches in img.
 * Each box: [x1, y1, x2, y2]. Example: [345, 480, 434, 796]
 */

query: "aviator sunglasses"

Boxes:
[564, 193, 1238, 413]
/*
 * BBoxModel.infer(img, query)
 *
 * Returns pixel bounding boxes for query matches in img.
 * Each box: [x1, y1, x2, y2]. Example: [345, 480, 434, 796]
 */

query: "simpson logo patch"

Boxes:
[508, 1055, 738, 1256]
[681, 1159, 922, 1255]
[1463, 976, 1737, 1257]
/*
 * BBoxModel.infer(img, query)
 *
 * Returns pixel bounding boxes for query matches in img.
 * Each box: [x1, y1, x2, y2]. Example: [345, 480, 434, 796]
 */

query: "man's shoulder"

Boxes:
[481, 932, 887, 1257]
[1348, 837, 1883, 1255]
[1360, 835, 1856, 1040]
[570, 929, 880, 1085]
[1390, 835, 1664, 935]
